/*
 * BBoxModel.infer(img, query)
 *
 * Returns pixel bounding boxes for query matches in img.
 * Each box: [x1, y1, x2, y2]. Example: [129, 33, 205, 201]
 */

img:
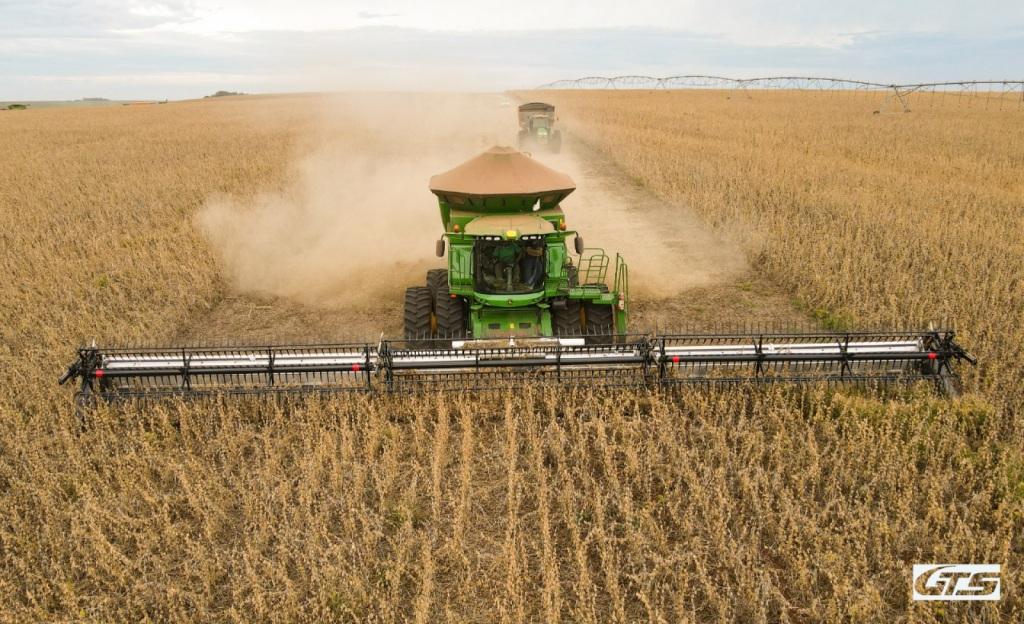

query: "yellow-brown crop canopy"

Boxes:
[429, 146, 575, 209]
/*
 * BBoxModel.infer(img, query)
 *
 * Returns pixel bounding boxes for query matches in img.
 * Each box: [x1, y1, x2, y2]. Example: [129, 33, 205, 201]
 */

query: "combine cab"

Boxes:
[415, 146, 627, 342]
[517, 102, 561, 153]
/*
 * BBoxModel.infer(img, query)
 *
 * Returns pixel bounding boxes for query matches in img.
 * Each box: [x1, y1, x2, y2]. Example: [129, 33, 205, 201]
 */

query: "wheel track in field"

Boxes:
[539, 134, 807, 332]
[176, 94, 807, 345]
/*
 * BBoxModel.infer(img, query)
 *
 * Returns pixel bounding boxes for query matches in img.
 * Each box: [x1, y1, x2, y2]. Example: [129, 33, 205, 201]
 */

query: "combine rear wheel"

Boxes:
[404, 287, 434, 341]
[552, 299, 582, 335]
[583, 301, 614, 344]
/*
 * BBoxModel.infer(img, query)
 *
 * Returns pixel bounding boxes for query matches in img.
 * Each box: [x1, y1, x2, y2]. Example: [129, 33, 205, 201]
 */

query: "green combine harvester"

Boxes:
[517, 102, 561, 153]
[60, 146, 975, 404]
[409, 146, 626, 342]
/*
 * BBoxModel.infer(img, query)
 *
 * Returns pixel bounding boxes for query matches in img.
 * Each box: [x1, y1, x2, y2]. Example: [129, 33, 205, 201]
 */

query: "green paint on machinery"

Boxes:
[409, 146, 628, 342]
[517, 102, 562, 153]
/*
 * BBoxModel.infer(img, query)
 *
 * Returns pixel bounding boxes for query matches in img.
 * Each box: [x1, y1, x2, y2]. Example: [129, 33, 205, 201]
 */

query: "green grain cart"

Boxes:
[405, 146, 628, 342]
[517, 102, 561, 153]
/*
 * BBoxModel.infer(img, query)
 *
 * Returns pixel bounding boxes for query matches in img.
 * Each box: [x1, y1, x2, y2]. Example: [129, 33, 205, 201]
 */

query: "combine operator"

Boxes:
[521, 240, 545, 289]
[479, 239, 546, 293]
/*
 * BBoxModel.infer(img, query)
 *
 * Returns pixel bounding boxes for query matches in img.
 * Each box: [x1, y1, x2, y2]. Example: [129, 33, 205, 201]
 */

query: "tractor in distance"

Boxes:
[517, 102, 562, 153]
[406, 146, 628, 343]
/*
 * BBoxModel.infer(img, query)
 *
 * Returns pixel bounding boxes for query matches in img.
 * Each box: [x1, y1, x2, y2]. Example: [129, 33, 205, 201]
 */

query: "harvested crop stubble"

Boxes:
[0, 93, 1021, 622]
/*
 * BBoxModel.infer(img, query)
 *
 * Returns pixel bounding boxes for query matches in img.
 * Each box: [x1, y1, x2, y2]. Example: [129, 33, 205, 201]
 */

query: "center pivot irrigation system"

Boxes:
[60, 135, 976, 408]
[535, 76, 1024, 112]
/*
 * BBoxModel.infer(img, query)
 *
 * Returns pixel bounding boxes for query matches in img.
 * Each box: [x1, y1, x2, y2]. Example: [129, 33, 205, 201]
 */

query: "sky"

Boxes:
[1, 0, 1022, 100]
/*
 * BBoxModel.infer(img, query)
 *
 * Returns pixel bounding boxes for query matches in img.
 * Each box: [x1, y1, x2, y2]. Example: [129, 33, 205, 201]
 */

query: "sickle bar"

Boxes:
[59, 330, 975, 403]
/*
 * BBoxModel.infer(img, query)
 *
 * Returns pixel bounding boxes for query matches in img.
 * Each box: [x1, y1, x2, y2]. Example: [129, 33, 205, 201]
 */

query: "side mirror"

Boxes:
[435, 239, 446, 258]
[574, 236, 584, 255]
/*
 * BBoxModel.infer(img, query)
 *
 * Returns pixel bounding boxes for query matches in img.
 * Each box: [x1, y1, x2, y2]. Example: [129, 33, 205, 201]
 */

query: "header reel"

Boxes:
[60, 329, 976, 405]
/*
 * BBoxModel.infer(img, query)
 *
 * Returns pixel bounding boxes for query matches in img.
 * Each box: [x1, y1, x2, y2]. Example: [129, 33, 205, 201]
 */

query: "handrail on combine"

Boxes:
[613, 254, 628, 299]
[574, 248, 610, 289]
[558, 248, 610, 292]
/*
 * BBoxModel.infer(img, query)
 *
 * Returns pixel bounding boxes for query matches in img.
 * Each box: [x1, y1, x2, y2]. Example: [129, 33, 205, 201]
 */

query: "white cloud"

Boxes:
[16, 71, 275, 85]
[112, 0, 1024, 45]
[0, 0, 199, 35]
[356, 10, 400, 20]
[1, 0, 1021, 99]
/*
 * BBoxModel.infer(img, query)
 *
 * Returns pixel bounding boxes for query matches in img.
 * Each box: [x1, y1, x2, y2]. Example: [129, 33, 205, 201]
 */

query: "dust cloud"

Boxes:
[198, 93, 518, 306]
[540, 147, 750, 300]
[198, 92, 748, 312]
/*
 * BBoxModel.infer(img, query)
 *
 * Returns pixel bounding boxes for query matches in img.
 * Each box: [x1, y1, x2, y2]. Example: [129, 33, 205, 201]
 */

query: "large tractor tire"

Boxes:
[552, 299, 582, 336]
[517, 129, 529, 150]
[583, 301, 614, 344]
[434, 290, 467, 340]
[426, 269, 448, 299]
[550, 130, 562, 153]
[404, 286, 434, 341]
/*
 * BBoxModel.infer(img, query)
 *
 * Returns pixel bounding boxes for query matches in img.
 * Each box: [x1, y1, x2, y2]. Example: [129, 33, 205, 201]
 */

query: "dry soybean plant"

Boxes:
[0, 94, 1021, 622]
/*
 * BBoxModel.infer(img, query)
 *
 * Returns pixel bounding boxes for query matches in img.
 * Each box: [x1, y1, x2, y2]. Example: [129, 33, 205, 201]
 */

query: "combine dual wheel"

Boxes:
[552, 299, 582, 335]
[552, 297, 613, 342]
[405, 270, 467, 342]
[426, 268, 448, 299]
[403, 287, 434, 340]
[434, 293, 466, 339]
[584, 302, 614, 343]
[578, 283, 614, 343]
[553, 279, 613, 341]
[431, 270, 466, 339]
